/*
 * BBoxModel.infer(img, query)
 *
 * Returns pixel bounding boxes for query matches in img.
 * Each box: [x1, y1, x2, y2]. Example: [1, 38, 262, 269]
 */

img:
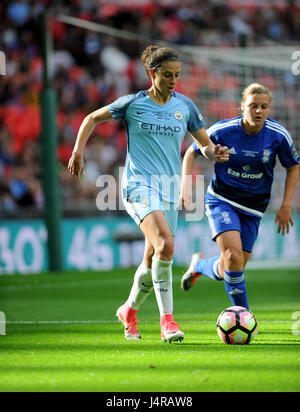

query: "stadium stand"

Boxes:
[1, 0, 300, 217]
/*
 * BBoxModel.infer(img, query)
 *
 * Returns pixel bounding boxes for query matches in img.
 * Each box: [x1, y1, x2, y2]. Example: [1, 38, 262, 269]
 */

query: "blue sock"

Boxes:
[224, 271, 249, 310]
[194, 256, 223, 281]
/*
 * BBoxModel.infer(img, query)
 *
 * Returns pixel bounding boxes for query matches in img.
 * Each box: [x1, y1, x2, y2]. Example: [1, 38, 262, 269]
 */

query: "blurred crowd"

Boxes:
[1, 0, 300, 217]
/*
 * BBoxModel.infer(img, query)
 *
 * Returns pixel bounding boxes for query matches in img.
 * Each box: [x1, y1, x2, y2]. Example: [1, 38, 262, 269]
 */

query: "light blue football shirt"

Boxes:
[108, 90, 205, 203]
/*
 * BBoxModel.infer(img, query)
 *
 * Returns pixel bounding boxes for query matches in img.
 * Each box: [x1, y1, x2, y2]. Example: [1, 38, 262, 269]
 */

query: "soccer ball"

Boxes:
[217, 306, 258, 345]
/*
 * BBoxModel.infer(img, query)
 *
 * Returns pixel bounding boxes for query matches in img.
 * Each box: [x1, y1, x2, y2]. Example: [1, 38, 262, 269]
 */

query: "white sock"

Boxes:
[127, 263, 153, 310]
[152, 257, 173, 317]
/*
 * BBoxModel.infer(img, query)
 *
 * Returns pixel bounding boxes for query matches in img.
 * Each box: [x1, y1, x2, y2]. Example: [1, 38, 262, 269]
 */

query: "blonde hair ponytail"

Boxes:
[242, 83, 273, 103]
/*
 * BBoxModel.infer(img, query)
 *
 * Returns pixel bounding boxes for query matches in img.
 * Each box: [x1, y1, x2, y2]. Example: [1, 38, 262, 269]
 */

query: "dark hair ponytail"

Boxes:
[141, 46, 180, 77]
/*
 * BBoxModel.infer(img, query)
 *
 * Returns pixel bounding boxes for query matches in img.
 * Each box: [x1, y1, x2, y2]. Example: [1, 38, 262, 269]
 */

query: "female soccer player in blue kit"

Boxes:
[181, 83, 299, 310]
[68, 46, 229, 343]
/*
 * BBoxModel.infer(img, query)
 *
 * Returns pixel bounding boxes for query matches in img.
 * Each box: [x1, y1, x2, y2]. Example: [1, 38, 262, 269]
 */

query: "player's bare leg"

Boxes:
[181, 232, 252, 291]
[140, 211, 184, 343]
[216, 231, 245, 272]
[143, 237, 155, 269]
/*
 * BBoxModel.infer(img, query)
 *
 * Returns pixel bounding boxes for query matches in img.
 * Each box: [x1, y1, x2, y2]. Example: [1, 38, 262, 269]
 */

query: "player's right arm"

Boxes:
[68, 106, 113, 179]
[180, 145, 198, 210]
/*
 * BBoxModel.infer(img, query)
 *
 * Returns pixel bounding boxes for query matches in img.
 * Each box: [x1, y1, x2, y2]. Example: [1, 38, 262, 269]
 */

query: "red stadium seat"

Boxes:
[206, 98, 239, 119]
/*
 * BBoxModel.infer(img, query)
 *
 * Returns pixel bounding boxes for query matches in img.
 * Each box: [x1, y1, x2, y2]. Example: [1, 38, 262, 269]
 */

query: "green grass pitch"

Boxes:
[0, 267, 299, 392]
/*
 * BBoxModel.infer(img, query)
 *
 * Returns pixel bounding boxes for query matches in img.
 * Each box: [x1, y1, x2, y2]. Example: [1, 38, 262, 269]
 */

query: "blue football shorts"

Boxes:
[205, 198, 261, 253]
[122, 186, 179, 236]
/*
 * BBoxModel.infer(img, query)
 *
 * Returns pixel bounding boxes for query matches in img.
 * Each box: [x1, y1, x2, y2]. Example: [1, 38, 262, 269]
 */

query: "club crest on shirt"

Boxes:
[262, 149, 272, 163]
[174, 111, 183, 120]
[141, 199, 150, 207]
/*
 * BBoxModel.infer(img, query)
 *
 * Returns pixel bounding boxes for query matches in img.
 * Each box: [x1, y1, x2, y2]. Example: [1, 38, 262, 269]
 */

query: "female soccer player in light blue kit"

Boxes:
[181, 83, 299, 310]
[68, 46, 229, 343]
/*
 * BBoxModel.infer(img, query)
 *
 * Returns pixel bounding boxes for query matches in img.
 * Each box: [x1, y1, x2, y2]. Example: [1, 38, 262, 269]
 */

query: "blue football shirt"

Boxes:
[108, 90, 205, 203]
[192, 116, 299, 216]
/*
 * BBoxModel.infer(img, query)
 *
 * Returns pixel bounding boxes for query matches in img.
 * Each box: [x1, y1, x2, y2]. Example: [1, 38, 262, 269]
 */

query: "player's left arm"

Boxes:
[275, 164, 299, 235]
[190, 128, 229, 162]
